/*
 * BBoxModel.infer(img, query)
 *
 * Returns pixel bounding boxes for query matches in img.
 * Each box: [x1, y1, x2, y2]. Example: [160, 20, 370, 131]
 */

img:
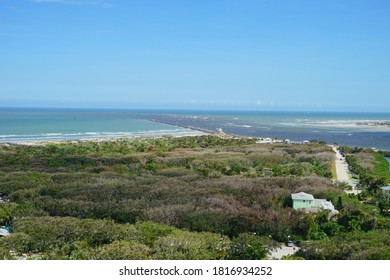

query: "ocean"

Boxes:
[0, 108, 206, 143]
[1, 108, 390, 151]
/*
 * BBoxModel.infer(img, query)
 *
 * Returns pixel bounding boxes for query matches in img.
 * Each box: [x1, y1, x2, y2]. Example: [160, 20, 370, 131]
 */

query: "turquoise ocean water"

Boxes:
[0, 108, 205, 143]
[1, 108, 390, 150]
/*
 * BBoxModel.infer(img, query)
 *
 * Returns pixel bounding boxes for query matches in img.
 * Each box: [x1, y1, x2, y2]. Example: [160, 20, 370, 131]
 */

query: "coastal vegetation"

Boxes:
[339, 146, 390, 216]
[1, 136, 390, 260]
[341, 146, 390, 188]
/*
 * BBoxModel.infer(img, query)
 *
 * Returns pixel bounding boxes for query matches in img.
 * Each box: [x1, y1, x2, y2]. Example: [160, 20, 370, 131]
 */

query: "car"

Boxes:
[286, 241, 294, 247]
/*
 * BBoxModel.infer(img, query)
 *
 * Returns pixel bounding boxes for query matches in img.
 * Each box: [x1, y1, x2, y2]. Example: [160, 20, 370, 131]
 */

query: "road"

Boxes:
[330, 145, 360, 194]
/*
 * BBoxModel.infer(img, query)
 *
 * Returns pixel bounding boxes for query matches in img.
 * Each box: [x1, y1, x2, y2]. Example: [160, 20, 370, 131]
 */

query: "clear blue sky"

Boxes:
[1, 0, 389, 111]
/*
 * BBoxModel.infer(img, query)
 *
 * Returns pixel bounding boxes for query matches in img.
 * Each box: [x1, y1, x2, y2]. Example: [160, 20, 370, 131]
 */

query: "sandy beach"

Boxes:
[0, 132, 211, 147]
[304, 120, 390, 132]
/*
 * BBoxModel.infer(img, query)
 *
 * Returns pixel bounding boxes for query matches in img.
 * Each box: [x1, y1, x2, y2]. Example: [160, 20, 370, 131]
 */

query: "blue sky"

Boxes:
[1, 0, 389, 111]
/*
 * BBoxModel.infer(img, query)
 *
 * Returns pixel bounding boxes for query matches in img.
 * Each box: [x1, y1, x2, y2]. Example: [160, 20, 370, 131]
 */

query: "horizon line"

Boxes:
[1, 106, 390, 114]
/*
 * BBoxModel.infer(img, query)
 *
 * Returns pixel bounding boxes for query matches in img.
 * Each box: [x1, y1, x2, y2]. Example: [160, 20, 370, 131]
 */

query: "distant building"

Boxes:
[256, 138, 273, 144]
[381, 186, 390, 196]
[291, 192, 339, 215]
[0, 227, 12, 237]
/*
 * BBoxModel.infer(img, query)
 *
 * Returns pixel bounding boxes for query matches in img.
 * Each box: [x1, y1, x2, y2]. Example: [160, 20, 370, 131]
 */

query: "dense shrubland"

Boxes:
[340, 146, 390, 189]
[338, 146, 390, 217]
[0, 136, 389, 259]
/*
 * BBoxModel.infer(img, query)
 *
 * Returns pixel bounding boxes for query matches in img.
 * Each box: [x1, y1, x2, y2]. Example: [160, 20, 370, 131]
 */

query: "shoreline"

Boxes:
[299, 121, 390, 132]
[2, 110, 390, 150]
[0, 132, 209, 146]
[1, 132, 389, 152]
[0, 120, 243, 147]
[0, 122, 214, 146]
[1, 118, 389, 151]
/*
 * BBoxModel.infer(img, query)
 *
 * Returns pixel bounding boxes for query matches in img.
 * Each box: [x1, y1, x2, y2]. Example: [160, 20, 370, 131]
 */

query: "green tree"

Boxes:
[0, 232, 34, 254]
[0, 247, 15, 260]
[153, 230, 230, 260]
[378, 195, 390, 214]
[135, 221, 173, 247]
[227, 233, 274, 260]
[336, 196, 343, 210]
[95, 241, 152, 260]
[0, 203, 19, 225]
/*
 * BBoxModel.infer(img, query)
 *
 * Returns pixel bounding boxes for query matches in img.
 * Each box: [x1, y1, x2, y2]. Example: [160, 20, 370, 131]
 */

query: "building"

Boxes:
[291, 192, 339, 215]
[313, 199, 338, 215]
[256, 137, 273, 144]
[292, 192, 315, 209]
[0, 227, 12, 237]
[381, 186, 390, 196]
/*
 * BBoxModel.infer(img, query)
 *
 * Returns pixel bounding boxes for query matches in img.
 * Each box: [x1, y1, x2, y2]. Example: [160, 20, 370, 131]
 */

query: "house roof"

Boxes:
[381, 186, 390, 191]
[0, 228, 11, 236]
[291, 192, 314, 201]
[314, 199, 335, 210]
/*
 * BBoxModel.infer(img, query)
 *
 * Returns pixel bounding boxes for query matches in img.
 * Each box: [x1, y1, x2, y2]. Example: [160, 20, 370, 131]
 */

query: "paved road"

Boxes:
[330, 145, 360, 194]
[268, 244, 300, 259]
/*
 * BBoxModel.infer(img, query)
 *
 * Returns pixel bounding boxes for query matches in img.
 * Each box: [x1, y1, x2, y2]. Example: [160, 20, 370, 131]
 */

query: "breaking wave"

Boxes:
[0, 129, 207, 143]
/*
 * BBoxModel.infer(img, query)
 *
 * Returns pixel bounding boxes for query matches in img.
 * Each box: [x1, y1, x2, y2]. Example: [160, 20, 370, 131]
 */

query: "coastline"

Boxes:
[299, 120, 390, 132]
[0, 132, 209, 146]
[0, 119, 243, 147]
[0, 125, 213, 146]
[1, 109, 390, 150]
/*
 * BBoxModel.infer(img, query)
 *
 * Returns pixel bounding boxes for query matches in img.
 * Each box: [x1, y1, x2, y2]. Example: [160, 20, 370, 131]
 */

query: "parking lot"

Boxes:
[268, 244, 300, 259]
